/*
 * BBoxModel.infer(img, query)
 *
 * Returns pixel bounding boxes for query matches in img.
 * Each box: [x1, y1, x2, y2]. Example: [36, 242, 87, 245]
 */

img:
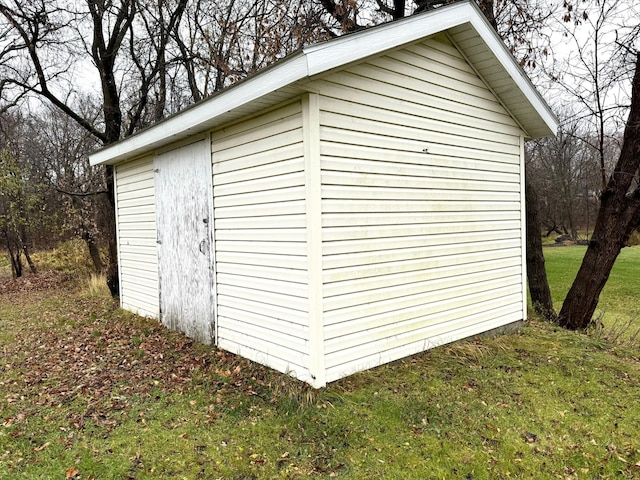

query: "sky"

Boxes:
[539, 0, 639, 132]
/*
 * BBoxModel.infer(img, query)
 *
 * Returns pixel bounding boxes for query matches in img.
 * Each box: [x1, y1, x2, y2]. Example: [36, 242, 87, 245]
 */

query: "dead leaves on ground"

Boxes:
[65, 466, 80, 479]
[1, 282, 275, 437]
[0, 270, 72, 294]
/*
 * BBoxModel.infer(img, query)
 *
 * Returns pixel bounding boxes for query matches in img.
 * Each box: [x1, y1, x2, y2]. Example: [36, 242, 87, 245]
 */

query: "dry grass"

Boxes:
[84, 273, 111, 298]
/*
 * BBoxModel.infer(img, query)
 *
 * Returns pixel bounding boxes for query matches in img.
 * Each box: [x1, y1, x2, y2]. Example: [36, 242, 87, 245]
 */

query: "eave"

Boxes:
[90, 0, 558, 166]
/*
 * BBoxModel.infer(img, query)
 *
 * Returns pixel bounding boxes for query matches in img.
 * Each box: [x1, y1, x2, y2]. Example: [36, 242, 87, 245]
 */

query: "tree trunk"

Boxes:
[556, 200, 633, 329]
[478, 0, 497, 29]
[10, 250, 22, 278]
[5, 231, 22, 278]
[21, 242, 37, 275]
[545, 224, 562, 237]
[20, 225, 37, 274]
[104, 165, 119, 297]
[525, 177, 555, 319]
[81, 227, 103, 273]
[558, 53, 640, 330]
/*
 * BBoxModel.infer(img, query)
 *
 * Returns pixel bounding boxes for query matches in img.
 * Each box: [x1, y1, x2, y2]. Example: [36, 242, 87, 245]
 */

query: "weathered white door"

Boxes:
[155, 138, 215, 344]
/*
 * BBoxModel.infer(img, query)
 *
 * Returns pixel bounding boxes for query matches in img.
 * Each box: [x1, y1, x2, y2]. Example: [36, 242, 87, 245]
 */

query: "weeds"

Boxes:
[442, 340, 492, 363]
[588, 312, 640, 348]
[0, 239, 101, 280]
[33, 239, 100, 276]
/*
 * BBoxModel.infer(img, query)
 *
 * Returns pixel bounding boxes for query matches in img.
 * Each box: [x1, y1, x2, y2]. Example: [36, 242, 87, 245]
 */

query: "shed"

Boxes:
[89, 0, 558, 388]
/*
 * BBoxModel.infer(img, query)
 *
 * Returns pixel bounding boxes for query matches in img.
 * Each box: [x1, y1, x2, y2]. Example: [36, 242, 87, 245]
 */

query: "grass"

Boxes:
[1, 246, 640, 478]
[0, 239, 101, 279]
[544, 246, 640, 338]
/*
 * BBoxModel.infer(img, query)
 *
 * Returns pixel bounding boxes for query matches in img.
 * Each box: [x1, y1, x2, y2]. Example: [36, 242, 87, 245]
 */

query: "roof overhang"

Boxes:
[90, 0, 558, 166]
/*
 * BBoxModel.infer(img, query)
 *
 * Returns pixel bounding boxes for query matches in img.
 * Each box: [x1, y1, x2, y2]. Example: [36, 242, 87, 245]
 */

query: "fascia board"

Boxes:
[90, 0, 557, 166]
[91, 2, 476, 166]
[303, 1, 473, 76]
[89, 52, 309, 165]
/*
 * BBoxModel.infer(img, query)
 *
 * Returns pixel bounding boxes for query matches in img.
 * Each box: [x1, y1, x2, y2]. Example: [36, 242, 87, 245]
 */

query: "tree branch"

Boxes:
[0, 2, 108, 143]
[56, 187, 109, 198]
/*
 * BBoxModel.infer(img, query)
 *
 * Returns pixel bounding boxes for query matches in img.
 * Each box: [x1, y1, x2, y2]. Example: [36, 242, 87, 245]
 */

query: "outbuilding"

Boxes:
[90, 0, 558, 388]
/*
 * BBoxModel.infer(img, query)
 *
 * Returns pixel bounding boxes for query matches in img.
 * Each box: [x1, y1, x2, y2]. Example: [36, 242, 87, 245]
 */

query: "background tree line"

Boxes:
[1, 0, 639, 331]
[528, 117, 621, 243]
[0, 0, 329, 293]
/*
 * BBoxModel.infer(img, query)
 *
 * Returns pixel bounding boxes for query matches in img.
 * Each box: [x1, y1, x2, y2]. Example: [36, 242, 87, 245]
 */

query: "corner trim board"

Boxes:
[303, 93, 326, 387]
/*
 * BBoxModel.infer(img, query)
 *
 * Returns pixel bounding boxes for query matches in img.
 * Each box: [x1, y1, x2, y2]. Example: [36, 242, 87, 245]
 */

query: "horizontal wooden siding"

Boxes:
[316, 34, 525, 382]
[212, 101, 311, 381]
[115, 155, 159, 318]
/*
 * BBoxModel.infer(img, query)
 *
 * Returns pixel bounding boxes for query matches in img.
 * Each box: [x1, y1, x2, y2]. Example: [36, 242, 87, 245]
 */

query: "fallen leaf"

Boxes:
[34, 442, 50, 452]
[65, 466, 79, 479]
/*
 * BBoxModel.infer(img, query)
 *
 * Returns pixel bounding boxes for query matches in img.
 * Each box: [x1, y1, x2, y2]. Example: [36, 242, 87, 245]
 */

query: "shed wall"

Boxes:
[115, 155, 159, 318]
[315, 34, 526, 382]
[212, 101, 312, 381]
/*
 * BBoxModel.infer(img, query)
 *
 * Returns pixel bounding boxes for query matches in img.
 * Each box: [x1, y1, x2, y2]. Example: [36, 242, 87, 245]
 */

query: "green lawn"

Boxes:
[1, 249, 639, 479]
[544, 246, 640, 335]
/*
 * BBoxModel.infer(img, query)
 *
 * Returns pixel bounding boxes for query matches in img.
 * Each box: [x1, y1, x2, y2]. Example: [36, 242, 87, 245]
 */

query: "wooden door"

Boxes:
[155, 139, 215, 344]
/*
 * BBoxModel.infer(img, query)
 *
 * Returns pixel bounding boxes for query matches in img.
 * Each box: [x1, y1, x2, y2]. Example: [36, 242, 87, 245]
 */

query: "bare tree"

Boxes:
[0, 0, 328, 292]
[34, 104, 107, 273]
[541, 0, 640, 329]
[528, 116, 605, 241]
[171, 0, 328, 99]
[0, 150, 34, 277]
[0, 0, 188, 294]
[549, 0, 632, 192]
[558, 52, 640, 330]
[0, 112, 54, 277]
[525, 170, 554, 319]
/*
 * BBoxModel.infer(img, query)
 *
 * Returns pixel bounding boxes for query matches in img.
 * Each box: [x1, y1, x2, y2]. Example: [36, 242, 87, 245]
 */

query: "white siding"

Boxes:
[115, 155, 159, 318]
[212, 101, 312, 382]
[315, 34, 526, 383]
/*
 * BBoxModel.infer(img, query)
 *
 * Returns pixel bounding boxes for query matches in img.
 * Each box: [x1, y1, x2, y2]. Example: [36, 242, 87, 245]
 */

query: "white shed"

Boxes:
[90, 1, 558, 388]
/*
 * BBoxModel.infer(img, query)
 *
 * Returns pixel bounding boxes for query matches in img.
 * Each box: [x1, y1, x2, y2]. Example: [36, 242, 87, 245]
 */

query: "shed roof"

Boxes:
[90, 0, 558, 166]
